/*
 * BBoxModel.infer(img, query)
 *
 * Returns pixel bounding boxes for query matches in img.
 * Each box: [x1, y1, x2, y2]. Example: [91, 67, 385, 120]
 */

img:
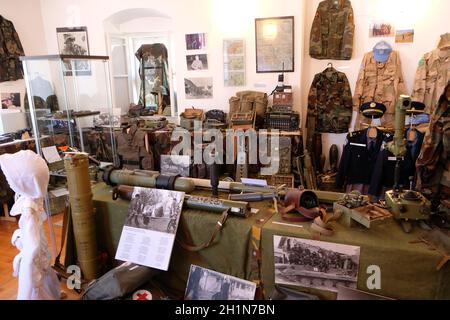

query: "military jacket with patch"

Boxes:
[0, 15, 25, 82]
[307, 67, 353, 133]
[353, 50, 407, 115]
[412, 48, 450, 115]
[309, 0, 355, 60]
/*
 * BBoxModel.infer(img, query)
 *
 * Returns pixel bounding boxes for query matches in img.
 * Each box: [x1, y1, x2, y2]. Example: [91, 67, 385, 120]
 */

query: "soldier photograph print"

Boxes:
[274, 236, 360, 292]
[185, 265, 256, 300]
[124, 187, 184, 234]
[186, 54, 208, 71]
[56, 26, 90, 76]
[115, 187, 185, 271]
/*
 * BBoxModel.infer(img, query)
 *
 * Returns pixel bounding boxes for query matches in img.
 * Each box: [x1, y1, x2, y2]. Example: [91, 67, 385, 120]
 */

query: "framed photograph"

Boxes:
[274, 235, 360, 292]
[56, 26, 91, 76]
[186, 54, 208, 71]
[160, 155, 190, 177]
[184, 77, 213, 99]
[185, 33, 207, 50]
[115, 187, 185, 271]
[224, 39, 246, 87]
[185, 265, 256, 300]
[395, 29, 414, 43]
[369, 22, 395, 38]
[255, 16, 294, 73]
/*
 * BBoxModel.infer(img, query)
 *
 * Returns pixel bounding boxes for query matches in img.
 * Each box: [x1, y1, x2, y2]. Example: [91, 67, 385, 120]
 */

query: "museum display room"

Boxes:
[0, 0, 449, 303]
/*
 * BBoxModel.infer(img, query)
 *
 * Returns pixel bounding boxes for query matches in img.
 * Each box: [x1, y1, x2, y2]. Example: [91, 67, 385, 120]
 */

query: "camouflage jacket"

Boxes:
[412, 48, 450, 115]
[416, 99, 450, 193]
[353, 50, 407, 115]
[309, 0, 355, 60]
[307, 67, 353, 133]
[0, 15, 24, 82]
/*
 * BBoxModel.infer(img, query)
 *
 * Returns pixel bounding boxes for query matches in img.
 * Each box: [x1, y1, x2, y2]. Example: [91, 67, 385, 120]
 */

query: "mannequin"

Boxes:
[0, 150, 60, 300]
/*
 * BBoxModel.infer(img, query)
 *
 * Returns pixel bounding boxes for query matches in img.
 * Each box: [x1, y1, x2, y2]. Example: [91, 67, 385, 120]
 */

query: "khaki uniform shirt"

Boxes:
[309, 0, 355, 60]
[412, 48, 450, 115]
[353, 50, 407, 115]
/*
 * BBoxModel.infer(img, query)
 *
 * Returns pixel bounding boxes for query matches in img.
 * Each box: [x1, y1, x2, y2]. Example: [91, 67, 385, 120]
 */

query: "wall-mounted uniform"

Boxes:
[309, 0, 355, 60]
[412, 33, 450, 115]
[307, 66, 353, 133]
[353, 41, 407, 129]
[0, 15, 24, 82]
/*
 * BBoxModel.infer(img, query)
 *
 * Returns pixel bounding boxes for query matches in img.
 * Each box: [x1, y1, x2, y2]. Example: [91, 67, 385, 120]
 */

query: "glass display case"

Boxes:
[21, 55, 118, 165]
[21, 54, 118, 256]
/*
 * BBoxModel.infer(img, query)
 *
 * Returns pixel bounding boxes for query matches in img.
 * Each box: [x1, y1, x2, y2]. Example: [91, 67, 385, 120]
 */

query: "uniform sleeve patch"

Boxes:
[418, 58, 425, 66]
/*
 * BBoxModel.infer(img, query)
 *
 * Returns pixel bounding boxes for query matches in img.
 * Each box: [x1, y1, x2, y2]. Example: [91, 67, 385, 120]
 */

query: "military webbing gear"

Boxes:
[309, 0, 354, 60]
[0, 15, 24, 82]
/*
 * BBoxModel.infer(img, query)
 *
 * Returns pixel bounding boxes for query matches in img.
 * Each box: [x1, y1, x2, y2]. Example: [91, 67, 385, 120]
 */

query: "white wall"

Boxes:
[38, 0, 305, 114]
[0, 0, 47, 108]
[302, 0, 450, 169]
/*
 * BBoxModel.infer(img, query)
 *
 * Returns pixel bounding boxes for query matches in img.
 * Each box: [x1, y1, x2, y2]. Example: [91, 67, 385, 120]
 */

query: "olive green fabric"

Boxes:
[261, 213, 450, 300]
[77, 183, 450, 300]
[87, 183, 274, 298]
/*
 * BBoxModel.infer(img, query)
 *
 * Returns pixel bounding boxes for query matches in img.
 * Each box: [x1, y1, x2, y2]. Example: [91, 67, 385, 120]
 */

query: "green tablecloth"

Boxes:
[89, 183, 274, 298]
[87, 183, 450, 300]
[261, 213, 450, 300]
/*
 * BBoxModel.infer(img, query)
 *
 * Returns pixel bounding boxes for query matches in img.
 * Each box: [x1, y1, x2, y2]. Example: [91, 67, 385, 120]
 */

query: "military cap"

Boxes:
[406, 101, 426, 115]
[360, 102, 386, 119]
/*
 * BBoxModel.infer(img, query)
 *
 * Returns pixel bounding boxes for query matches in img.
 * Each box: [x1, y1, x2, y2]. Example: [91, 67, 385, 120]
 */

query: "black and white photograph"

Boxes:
[185, 265, 256, 300]
[160, 155, 190, 177]
[124, 187, 184, 234]
[186, 54, 208, 71]
[1, 92, 20, 109]
[56, 26, 91, 76]
[274, 236, 360, 293]
[185, 33, 207, 50]
[116, 187, 185, 271]
[184, 77, 213, 99]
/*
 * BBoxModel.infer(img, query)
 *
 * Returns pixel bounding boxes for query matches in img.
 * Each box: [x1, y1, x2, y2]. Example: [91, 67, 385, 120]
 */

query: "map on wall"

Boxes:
[255, 16, 294, 73]
[223, 39, 245, 87]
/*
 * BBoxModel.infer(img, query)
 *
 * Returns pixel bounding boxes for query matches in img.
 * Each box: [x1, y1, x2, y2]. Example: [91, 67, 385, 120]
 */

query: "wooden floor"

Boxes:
[0, 214, 80, 300]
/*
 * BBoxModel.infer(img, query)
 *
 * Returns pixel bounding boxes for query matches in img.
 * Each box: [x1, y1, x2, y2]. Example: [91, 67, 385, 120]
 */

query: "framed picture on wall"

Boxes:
[56, 26, 91, 76]
[255, 16, 294, 73]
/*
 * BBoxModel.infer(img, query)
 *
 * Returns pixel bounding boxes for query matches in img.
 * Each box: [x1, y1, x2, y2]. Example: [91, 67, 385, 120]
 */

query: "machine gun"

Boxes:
[384, 95, 431, 232]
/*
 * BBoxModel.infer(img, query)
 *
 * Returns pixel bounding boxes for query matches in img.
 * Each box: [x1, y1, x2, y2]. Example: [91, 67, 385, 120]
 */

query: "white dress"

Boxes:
[0, 150, 60, 300]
